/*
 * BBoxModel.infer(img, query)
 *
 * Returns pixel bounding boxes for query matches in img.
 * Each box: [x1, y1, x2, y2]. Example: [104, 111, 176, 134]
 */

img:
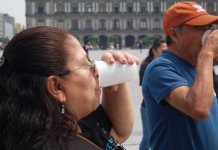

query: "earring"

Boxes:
[61, 104, 65, 114]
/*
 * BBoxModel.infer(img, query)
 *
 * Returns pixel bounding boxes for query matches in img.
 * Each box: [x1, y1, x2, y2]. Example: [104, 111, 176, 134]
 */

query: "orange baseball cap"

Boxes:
[163, 1, 218, 35]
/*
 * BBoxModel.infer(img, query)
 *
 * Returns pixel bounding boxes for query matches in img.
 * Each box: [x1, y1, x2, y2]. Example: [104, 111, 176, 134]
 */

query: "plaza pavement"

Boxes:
[89, 49, 149, 150]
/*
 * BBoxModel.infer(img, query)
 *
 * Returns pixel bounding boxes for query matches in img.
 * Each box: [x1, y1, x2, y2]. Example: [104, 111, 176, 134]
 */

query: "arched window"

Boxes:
[85, 19, 92, 29]
[37, 3, 44, 14]
[37, 19, 44, 26]
[57, 2, 64, 12]
[99, 3, 106, 12]
[85, 4, 92, 13]
[57, 19, 64, 28]
[153, 18, 161, 29]
[127, 19, 133, 29]
[99, 19, 106, 29]
[113, 4, 120, 13]
[72, 19, 78, 30]
[207, 3, 214, 13]
[113, 19, 120, 29]
[140, 19, 147, 29]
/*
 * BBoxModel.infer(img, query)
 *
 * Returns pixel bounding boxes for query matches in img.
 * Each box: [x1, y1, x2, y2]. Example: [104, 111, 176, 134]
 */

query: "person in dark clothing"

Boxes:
[138, 41, 143, 53]
[139, 39, 166, 150]
[83, 40, 93, 55]
[0, 26, 139, 150]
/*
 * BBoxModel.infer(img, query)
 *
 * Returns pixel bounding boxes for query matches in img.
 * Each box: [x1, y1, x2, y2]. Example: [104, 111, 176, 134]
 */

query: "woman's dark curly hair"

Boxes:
[0, 26, 78, 150]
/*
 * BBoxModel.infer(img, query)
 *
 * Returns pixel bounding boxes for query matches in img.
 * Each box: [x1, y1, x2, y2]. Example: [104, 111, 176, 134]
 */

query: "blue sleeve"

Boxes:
[147, 63, 189, 104]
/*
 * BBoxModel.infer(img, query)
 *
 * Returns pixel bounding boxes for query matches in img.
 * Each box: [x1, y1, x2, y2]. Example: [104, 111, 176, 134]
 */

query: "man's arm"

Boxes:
[166, 31, 218, 120]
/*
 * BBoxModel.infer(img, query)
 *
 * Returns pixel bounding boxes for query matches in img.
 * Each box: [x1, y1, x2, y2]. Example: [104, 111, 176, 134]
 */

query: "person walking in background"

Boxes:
[0, 26, 139, 150]
[107, 42, 115, 52]
[142, 1, 218, 150]
[83, 40, 93, 55]
[139, 39, 166, 150]
[138, 40, 143, 53]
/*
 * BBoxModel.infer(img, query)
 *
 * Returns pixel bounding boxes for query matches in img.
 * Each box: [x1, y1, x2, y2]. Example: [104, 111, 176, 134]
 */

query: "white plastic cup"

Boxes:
[202, 30, 212, 45]
[95, 61, 138, 88]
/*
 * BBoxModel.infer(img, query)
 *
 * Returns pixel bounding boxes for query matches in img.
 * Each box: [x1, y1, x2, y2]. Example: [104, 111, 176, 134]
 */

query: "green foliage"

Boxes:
[86, 35, 99, 46]
[0, 37, 10, 45]
[139, 35, 161, 48]
[109, 35, 120, 44]
[74, 35, 81, 43]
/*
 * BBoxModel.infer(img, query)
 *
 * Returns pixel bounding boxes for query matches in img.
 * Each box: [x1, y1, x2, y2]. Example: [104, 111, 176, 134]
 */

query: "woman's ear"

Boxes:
[46, 76, 66, 103]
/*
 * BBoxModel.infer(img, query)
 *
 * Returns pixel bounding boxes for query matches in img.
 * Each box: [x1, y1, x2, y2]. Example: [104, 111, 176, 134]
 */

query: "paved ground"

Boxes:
[89, 49, 148, 150]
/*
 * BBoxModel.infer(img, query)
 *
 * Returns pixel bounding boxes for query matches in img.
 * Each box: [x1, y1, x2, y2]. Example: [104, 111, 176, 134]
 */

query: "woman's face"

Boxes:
[153, 43, 167, 58]
[61, 36, 100, 120]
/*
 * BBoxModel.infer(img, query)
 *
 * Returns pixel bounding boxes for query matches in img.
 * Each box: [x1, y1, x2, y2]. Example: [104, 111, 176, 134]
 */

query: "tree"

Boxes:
[139, 35, 160, 48]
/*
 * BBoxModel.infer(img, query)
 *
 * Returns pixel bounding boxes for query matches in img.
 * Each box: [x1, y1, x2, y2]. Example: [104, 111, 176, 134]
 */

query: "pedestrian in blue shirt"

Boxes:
[139, 39, 166, 150]
[142, 1, 218, 150]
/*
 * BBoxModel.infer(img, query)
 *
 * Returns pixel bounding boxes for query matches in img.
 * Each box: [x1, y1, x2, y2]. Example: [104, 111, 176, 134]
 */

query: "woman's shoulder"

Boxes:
[44, 134, 101, 150]
[69, 134, 102, 150]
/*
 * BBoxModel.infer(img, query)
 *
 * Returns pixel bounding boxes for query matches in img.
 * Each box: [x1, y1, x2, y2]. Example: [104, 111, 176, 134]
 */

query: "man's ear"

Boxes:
[46, 76, 66, 103]
[168, 28, 180, 43]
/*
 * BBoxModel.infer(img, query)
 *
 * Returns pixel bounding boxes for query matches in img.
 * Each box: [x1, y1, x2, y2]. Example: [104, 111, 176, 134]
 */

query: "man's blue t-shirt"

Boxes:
[142, 51, 218, 150]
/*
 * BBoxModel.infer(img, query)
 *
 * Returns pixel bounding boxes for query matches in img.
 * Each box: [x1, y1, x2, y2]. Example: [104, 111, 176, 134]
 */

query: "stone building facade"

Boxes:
[25, 0, 218, 49]
[0, 13, 15, 39]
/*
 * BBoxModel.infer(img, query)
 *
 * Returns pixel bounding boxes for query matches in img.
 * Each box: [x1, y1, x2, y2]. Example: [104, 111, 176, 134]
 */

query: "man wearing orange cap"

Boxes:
[142, 1, 218, 150]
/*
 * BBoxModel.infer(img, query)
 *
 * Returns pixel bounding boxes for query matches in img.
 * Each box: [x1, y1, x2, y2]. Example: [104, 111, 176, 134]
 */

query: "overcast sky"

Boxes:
[0, 0, 25, 26]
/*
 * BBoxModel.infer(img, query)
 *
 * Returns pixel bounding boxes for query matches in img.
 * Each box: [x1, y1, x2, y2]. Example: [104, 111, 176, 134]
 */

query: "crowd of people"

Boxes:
[1, 1, 218, 150]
